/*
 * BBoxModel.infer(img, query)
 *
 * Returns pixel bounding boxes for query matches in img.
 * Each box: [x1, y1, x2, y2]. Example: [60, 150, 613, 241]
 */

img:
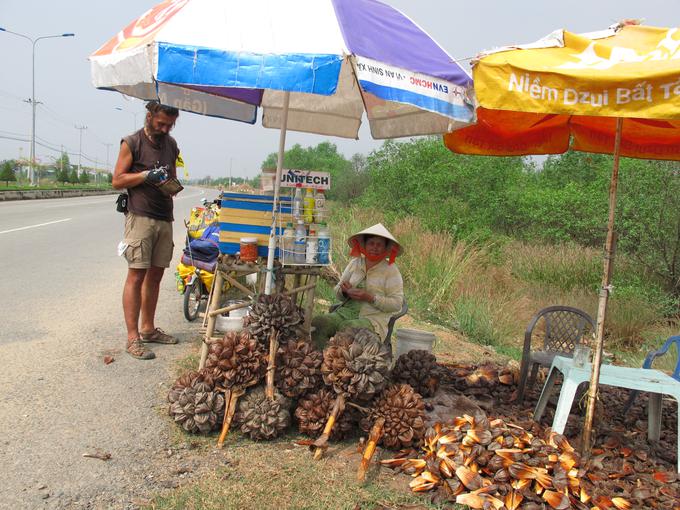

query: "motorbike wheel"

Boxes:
[183, 281, 203, 322]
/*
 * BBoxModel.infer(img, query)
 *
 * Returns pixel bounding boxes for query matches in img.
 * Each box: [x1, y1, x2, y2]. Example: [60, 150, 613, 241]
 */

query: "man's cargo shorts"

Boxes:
[123, 212, 174, 269]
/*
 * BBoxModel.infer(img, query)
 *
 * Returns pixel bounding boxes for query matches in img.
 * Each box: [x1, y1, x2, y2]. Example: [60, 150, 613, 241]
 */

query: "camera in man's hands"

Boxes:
[145, 165, 169, 184]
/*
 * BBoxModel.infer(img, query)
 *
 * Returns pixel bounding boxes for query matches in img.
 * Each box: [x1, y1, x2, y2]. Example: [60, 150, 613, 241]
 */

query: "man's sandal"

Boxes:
[127, 338, 156, 360]
[140, 327, 178, 344]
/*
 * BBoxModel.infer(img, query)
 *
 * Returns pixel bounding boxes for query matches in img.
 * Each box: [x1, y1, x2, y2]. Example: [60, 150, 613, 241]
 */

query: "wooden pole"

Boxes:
[581, 117, 624, 457]
[303, 275, 318, 333]
[207, 300, 252, 318]
[313, 393, 345, 460]
[216, 389, 232, 448]
[357, 417, 385, 482]
[200, 270, 224, 369]
[216, 387, 245, 448]
[265, 328, 279, 400]
[264, 91, 290, 296]
[221, 272, 255, 299]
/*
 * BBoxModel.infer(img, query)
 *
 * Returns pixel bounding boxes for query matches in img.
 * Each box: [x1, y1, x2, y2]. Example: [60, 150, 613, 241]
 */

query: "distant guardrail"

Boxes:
[0, 189, 119, 201]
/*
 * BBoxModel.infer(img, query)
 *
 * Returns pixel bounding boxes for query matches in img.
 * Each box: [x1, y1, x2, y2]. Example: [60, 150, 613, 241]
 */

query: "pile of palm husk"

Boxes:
[381, 413, 680, 509]
[422, 361, 679, 509]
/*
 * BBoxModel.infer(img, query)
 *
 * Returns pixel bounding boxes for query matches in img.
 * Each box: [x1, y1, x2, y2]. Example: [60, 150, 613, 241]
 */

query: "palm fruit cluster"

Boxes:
[294, 387, 359, 440]
[246, 294, 305, 344]
[444, 362, 518, 390]
[234, 386, 291, 440]
[381, 414, 632, 510]
[391, 350, 440, 398]
[320, 327, 391, 402]
[204, 330, 267, 389]
[275, 339, 323, 398]
[167, 370, 225, 434]
[360, 383, 426, 449]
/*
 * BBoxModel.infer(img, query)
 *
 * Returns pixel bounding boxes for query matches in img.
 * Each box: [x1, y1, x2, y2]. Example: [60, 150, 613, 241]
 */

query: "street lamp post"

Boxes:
[0, 27, 74, 186]
[75, 125, 87, 177]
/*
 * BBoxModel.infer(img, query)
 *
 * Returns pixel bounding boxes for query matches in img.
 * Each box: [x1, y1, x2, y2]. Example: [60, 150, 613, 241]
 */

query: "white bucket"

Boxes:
[215, 315, 244, 333]
[395, 329, 436, 359]
[224, 299, 250, 319]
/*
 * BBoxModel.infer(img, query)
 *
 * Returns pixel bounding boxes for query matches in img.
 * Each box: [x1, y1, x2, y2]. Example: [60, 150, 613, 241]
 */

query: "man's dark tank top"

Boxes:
[121, 129, 179, 222]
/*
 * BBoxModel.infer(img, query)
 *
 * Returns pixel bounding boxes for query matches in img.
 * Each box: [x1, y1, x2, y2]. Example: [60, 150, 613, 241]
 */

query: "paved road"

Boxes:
[0, 187, 216, 509]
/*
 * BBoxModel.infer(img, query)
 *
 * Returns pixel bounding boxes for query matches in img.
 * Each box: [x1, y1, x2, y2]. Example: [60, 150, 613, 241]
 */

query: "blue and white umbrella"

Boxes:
[90, 0, 475, 292]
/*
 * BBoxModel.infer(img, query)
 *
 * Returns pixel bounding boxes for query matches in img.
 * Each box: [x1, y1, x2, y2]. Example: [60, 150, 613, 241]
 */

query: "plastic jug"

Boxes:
[303, 188, 315, 224]
[314, 189, 326, 223]
[282, 222, 295, 264]
[306, 226, 318, 264]
[294, 220, 307, 264]
[292, 186, 303, 222]
[317, 223, 330, 264]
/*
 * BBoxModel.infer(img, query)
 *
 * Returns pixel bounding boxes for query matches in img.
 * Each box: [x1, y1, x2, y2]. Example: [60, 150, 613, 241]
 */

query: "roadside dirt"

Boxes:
[0, 267, 208, 510]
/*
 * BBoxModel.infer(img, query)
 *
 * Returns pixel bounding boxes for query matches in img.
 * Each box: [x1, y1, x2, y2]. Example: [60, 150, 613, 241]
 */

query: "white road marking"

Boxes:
[44, 199, 114, 208]
[0, 218, 72, 235]
[176, 192, 207, 201]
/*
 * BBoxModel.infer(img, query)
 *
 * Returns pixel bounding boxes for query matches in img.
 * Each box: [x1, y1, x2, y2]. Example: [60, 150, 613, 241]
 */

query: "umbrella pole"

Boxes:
[264, 91, 291, 296]
[581, 117, 624, 457]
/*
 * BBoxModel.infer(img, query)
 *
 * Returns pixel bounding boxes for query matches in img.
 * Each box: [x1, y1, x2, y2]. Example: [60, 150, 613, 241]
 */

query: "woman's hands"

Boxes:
[340, 281, 375, 303]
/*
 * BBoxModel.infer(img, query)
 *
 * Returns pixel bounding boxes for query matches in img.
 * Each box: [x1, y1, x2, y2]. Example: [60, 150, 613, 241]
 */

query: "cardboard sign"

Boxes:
[279, 169, 330, 190]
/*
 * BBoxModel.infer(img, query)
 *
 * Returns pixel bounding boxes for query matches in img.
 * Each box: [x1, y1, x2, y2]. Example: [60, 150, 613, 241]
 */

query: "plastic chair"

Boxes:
[517, 305, 595, 403]
[329, 298, 408, 347]
[623, 335, 680, 414]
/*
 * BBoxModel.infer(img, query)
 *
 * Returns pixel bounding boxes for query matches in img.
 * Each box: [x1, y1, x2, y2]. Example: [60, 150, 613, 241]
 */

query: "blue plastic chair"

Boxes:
[623, 335, 680, 413]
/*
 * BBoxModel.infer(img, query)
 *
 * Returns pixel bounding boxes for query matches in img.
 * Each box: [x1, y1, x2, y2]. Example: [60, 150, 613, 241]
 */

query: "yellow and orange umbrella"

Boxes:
[445, 21, 680, 453]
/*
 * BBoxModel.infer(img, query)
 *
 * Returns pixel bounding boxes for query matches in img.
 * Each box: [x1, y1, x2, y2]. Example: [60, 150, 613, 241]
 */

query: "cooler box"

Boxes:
[219, 192, 293, 257]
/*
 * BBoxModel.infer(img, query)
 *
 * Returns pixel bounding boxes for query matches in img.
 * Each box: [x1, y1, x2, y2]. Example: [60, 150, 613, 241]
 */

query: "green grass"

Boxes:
[147, 436, 447, 510]
[155, 349, 451, 510]
[323, 203, 677, 363]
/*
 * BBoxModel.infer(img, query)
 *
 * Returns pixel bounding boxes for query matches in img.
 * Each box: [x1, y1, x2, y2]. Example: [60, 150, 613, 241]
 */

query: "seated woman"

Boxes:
[311, 223, 404, 351]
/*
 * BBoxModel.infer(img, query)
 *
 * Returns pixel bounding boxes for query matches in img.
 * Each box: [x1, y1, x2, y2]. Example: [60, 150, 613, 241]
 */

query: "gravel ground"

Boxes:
[0, 267, 200, 510]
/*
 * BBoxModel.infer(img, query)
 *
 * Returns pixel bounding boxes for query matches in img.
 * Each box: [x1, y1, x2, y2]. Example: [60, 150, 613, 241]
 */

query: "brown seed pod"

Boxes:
[167, 369, 225, 434]
[320, 327, 390, 401]
[245, 294, 305, 344]
[205, 330, 267, 389]
[275, 339, 323, 398]
[234, 385, 291, 440]
[359, 383, 427, 449]
[391, 349, 440, 398]
[294, 387, 358, 440]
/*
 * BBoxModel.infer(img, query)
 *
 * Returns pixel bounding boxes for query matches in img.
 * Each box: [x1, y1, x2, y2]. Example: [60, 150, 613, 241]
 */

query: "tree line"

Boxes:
[260, 138, 680, 301]
[0, 152, 112, 186]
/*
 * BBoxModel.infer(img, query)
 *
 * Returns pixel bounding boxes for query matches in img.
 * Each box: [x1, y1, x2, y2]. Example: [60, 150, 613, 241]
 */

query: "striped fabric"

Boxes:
[334, 256, 403, 340]
[218, 193, 292, 255]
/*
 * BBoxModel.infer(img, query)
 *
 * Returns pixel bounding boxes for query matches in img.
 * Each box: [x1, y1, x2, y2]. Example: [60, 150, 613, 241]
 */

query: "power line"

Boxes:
[0, 88, 25, 102]
[0, 133, 103, 166]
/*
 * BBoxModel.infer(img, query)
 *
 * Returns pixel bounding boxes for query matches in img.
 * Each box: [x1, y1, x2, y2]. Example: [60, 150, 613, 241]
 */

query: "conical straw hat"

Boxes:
[347, 223, 403, 257]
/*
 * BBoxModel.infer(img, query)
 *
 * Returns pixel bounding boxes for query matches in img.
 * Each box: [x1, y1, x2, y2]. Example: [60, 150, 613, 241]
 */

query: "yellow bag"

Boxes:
[199, 269, 214, 290]
[186, 206, 208, 239]
[176, 262, 195, 280]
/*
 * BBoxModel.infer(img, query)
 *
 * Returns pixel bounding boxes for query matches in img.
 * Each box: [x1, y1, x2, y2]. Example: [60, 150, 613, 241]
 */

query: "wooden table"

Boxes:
[534, 355, 680, 472]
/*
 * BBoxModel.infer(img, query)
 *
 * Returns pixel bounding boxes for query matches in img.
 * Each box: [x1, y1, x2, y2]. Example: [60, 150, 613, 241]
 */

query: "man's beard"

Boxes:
[145, 120, 167, 143]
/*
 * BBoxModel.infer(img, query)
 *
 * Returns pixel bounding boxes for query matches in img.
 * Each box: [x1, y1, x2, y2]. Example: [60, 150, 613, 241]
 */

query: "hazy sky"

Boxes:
[0, 1, 674, 179]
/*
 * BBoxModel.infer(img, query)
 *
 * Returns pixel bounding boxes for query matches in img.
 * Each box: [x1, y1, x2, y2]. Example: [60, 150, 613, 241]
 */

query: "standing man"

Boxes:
[112, 101, 181, 360]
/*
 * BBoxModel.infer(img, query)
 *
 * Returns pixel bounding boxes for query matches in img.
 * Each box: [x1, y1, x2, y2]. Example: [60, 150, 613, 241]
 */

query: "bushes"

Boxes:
[325, 205, 672, 358]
